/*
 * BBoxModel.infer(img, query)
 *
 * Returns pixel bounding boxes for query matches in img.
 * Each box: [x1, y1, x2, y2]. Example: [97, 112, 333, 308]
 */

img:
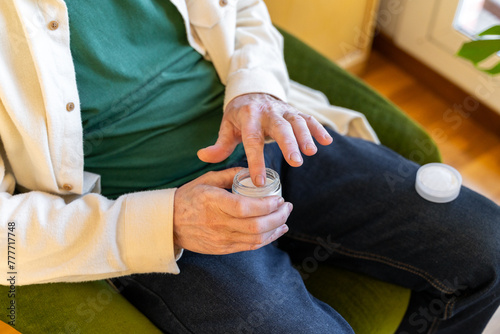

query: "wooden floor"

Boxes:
[359, 50, 500, 205]
[359, 50, 500, 334]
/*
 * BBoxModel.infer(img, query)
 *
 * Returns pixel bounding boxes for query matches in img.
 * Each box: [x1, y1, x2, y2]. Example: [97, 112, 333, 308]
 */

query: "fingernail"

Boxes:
[290, 152, 302, 163]
[256, 175, 265, 186]
[287, 202, 293, 212]
[281, 224, 289, 234]
[324, 133, 333, 141]
[278, 197, 285, 205]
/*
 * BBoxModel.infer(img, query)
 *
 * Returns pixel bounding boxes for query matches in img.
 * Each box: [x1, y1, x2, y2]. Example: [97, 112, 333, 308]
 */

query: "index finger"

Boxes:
[240, 117, 267, 187]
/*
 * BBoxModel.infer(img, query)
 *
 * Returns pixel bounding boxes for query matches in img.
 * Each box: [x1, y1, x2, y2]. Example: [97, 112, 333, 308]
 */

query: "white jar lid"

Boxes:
[415, 163, 462, 203]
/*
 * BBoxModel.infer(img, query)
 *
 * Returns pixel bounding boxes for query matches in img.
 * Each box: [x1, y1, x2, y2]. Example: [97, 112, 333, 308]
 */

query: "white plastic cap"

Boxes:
[415, 163, 462, 203]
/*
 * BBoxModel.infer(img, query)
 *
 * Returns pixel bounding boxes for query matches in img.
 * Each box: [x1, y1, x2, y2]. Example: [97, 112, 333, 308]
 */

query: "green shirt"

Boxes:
[66, 0, 244, 198]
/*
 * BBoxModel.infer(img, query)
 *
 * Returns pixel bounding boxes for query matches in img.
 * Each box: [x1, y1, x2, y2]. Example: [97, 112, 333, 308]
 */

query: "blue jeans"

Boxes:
[111, 130, 500, 333]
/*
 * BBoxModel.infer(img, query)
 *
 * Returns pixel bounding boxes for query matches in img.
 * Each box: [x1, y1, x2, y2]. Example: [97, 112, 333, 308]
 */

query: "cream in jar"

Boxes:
[232, 168, 281, 198]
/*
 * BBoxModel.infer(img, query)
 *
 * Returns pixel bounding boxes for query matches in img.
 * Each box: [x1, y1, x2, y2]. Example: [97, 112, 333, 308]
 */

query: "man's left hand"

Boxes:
[197, 93, 333, 187]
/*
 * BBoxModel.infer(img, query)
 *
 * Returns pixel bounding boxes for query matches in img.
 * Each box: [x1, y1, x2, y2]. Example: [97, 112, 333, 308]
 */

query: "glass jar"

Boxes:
[232, 168, 281, 198]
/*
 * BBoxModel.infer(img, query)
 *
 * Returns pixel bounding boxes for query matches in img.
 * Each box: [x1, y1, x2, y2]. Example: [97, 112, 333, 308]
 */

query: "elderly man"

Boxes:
[0, 0, 498, 333]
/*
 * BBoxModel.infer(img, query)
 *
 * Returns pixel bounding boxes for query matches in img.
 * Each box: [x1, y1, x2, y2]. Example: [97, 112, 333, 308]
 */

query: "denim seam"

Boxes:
[333, 244, 459, 321]
[444, 298, 456, 320]
[427, 317, 441, 334]
[333, 246, 455, 294]
[285, 232, 456, 294]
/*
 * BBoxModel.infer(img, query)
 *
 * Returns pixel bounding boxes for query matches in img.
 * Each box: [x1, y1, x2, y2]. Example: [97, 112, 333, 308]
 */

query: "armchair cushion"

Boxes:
[0, 280, 161, 333]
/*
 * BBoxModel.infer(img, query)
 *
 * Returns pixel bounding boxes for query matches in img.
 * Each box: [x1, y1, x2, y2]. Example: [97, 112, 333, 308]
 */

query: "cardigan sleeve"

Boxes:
[186, 0, 290, 109]
[0, 1, 182, 285]
[0, 138, 181, 286]
[222, 0, 290, 108]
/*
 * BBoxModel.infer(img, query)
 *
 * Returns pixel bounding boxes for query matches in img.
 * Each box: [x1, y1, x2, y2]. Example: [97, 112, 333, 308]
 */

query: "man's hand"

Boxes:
[173, 168, 291, 255]
[197, 93, 332, 187]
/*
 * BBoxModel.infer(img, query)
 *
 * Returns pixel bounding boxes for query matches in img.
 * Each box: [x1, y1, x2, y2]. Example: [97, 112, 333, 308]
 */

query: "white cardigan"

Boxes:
[0, 0, 377, 285]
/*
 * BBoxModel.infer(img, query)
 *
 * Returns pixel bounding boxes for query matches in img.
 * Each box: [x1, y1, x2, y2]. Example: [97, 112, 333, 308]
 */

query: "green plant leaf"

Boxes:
[483, 61, 500, 75]
[478, 25, 500, 36]
[456, 25, 500, 76]
[457, 39, 500, 64]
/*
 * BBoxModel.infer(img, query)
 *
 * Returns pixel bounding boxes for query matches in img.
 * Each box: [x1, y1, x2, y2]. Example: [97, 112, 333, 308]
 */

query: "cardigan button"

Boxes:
[48, 21, 59, 31]
[62, 184, 73, 191]
[66, 102, 75, 112]
[219, 0, 228, 7]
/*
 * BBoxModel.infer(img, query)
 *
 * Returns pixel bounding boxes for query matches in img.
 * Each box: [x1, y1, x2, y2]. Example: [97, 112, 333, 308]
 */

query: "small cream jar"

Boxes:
[232, 168, 281, 198]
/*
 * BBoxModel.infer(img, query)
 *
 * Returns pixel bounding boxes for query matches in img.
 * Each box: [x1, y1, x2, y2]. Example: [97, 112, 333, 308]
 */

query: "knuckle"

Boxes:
[270, 118, 289, 129]
[246, 130, 263, 139]
[268, 100, 283, 110]
[285, 113, 304, 124]
[299, 134, 314, 144]
[239, 104, 253, 116]
[261, 198, 275, 212]
[249, 221, 264, 234]
[246, 104, 266, 117]
[282, 138, 298, 148]
[216, 133, 233, 146]
[301, 113, 314, 122]
[233, 201, 248, 217]
[244, 132, 264, 144]
[251, 237, 266, 250]
[255, 102, 269, 113]
[198, 185, 213, 201]
[254, 234, 266, 245]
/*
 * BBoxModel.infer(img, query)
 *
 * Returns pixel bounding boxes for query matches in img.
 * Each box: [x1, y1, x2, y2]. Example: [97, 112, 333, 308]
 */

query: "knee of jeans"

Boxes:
[451, 226, 500, 295]
[481, 235, 500, 292]
[445, 192, 499, 273]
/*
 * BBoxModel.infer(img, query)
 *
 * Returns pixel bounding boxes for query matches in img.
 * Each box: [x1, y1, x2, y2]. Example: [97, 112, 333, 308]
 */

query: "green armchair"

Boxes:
[0, 29, 441, 334]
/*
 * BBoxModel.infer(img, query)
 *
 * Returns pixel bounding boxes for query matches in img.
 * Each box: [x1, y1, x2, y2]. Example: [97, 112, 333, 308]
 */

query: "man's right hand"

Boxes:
[173, 168, 291, 255]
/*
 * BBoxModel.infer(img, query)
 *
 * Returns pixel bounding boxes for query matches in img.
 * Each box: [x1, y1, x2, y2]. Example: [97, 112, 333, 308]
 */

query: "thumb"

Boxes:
[197, 167, 244, 189]
[198, 120, 240, 163]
